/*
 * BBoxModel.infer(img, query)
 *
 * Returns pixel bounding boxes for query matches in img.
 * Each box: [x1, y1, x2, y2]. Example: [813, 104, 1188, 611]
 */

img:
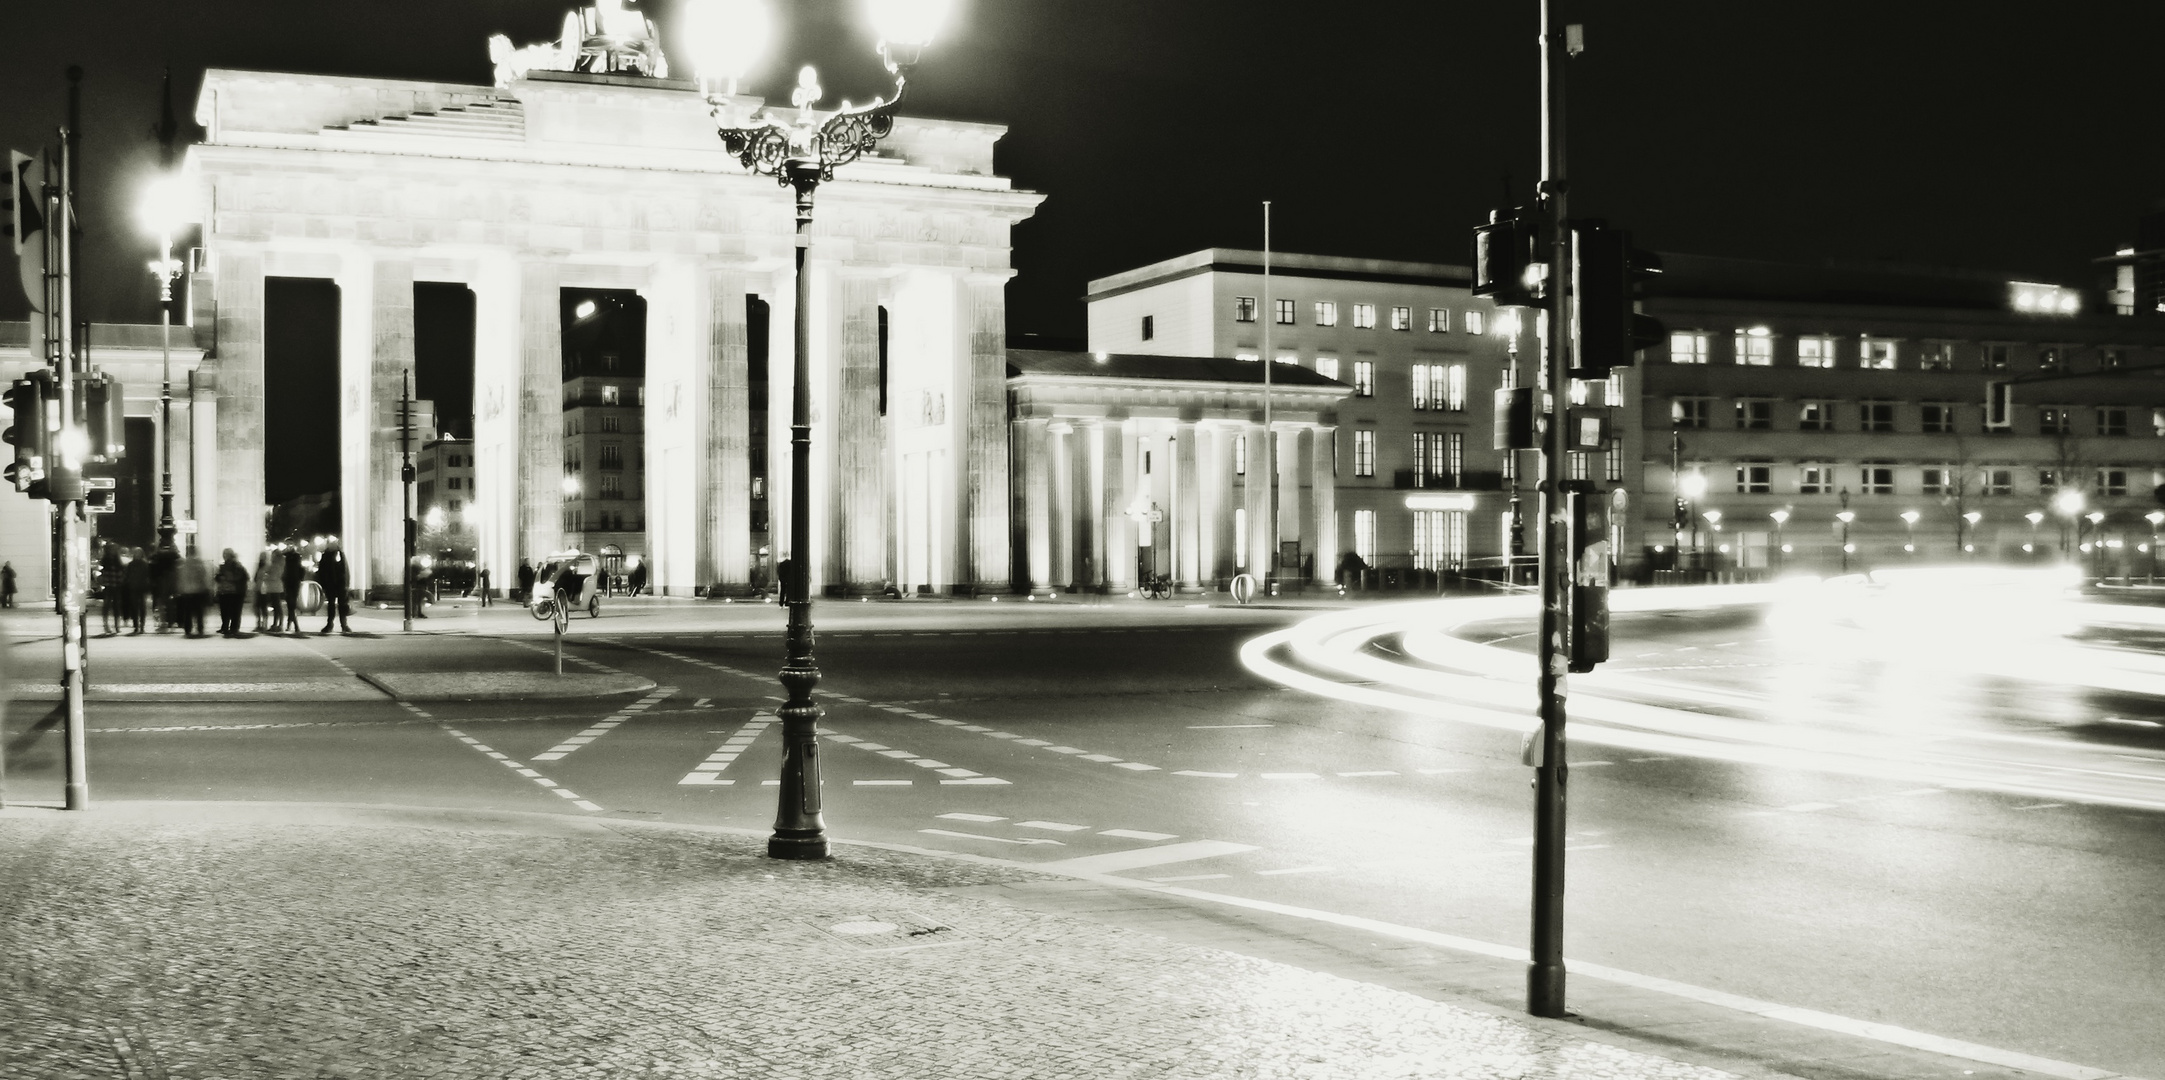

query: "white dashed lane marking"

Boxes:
[819, 728, 1010, 786]
[398, 700, 604, 812]
[533, 686, 676, 761]
[679, 713, 776, 786]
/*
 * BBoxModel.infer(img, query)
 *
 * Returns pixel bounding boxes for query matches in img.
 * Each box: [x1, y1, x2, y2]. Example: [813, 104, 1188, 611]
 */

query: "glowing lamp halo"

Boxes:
[681, 0, 774, 89]
[864, 0, 954, 50]
[138, 175, 191, 237]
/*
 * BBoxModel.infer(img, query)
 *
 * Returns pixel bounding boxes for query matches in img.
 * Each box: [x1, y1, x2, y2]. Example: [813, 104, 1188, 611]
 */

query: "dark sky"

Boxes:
[5, 0, 2163, 344]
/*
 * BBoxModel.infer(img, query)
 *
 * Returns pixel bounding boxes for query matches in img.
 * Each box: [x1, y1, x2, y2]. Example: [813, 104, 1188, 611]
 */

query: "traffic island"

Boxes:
[355, 671, 656, 701]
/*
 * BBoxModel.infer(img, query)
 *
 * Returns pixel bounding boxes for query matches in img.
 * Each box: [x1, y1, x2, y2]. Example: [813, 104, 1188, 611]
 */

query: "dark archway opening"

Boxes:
[560, 287, 646, 587]
[264, 277, 341, 543]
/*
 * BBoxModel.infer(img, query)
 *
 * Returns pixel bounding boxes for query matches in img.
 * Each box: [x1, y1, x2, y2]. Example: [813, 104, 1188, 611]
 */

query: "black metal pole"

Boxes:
[402, 371, 415, 633]
[1528, 0, 1571, 1019]
[770, 160, 828, 860]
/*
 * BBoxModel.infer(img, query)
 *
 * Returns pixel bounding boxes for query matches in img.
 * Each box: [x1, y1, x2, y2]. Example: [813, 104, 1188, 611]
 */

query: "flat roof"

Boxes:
[1008, 348, 1347, 388]
[1087, 249, 1472, 302]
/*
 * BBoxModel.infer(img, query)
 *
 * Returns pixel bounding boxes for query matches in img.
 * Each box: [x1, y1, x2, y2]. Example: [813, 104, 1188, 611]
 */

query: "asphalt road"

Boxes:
[4, 590, 2160, 1078]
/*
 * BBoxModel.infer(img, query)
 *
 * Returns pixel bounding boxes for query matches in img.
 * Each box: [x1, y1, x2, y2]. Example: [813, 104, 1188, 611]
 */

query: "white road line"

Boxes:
[937, 813, 1006, 823]
[1174, 770, 1239, 778]
[1256, 866, 1333, 876]
[1016, 820, 1090, 832]
[1187, 724, 1273, 729]
[1099, 829, 1176, 842]
[1148, 873, 1230, 883]
[533, 687, 676, 761]
[1260, 772, 1320, 781]
[431, 714, 604, 812]
[2012, 802, 2066, 810]
[1033, 839, 1258, 876]
[679, 713, 775, 786]
[919, 828, 1063, 846]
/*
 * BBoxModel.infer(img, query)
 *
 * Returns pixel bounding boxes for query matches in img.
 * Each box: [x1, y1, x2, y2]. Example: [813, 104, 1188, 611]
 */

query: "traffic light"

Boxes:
[1985, 381, 2013, 430]
[1568, 483, 1612, 673]
[1569, 221, 1664, 378]
[1473, 207, 1541, 307]
[78, 372, 124, 462]
[4, 371, 51, 496]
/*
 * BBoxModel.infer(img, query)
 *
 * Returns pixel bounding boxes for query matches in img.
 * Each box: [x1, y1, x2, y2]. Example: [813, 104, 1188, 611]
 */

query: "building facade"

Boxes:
[1086, 250, 1522, 583]
[1631, 255, 2165, 577]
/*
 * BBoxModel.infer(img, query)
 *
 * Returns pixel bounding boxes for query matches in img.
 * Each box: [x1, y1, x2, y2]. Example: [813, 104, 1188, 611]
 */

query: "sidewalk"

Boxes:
[0, 801, 2126, 1080]
[0, 801, 1740, 1080]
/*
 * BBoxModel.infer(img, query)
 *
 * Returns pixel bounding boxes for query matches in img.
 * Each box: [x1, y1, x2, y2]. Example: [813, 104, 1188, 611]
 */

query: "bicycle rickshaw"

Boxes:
[528, 550, 602, 632]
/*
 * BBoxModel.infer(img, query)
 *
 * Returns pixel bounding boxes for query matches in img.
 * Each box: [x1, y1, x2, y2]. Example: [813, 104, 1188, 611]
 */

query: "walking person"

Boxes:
[1, 561, 15, 608]
[98, 544, 125, 635]
[177, 546, 212, 638]
[317, 538, 353, 634]
[151, 543, 181, 631]
[123, 547, 151, 633]
[516, 559, 535, 603]
[256, 547, 286, 634]
[281, 544, 305, 633]
[476, 565, 492, 608]
[214, 548, 250, 637]
[628, 559, 647, 597]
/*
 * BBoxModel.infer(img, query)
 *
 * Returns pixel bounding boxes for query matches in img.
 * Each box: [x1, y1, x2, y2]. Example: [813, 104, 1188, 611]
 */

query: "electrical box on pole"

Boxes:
[1473, 208, 1542, 308]
[1569, 221, 1664, 379]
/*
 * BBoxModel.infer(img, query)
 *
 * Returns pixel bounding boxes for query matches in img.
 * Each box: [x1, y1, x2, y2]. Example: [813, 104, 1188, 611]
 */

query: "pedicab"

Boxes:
[527, 550, 602, 633]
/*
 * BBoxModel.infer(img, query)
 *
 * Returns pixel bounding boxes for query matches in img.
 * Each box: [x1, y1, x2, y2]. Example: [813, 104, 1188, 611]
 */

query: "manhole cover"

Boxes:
[807, 912, 963, 952]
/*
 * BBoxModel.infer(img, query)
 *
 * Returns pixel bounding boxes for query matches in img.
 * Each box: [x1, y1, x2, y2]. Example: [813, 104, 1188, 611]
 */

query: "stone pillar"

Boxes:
[833, 274, 886, 593]
[1083, 420, 1107, 592]
[517, 262, 563, 564]
[190, 379, 219, 557]
[210, 250, 263, 567]
[1276, 426, 1302, 570]
[1243, 423, 1270, 576]
[469, 255, 519, 592]
[1311, 425, 1338, 587]
[705, 268, 751, 592]
[1202, 423, 1234, 584]
[1105, 419, 1133, 592]
[1020, 416, 1051, 595]
[1051, 422, 1074, 586]
[959, 275, 1011, 593]
[1175, 422, 1201, 590]
[370, 258, 415, 595]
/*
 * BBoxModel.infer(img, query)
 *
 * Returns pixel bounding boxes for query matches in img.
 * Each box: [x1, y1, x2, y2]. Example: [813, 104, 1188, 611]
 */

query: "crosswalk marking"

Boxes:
[1016, 820, 1090, 832]
[533, 687, 676, 761]
[679, 713, 775, 785]
[1175, 770, 1238, 778]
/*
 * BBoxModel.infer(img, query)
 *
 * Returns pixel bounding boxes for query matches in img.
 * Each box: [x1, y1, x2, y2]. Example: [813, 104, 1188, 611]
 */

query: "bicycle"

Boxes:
[1142, 573, 1172, 600]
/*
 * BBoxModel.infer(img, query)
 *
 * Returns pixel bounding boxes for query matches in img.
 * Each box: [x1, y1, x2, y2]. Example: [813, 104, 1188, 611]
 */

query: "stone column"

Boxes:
[190, 379, 219, 557]
[1051, 422, 1074, 586]
[370, 258, 416, 595]
[1104, 419, 1133, 592]
[1175, 422, 1201, 589]
[517, 262, 564, 564]
[705, 268, 751, 592]
[1020, 416, 1051, 595]
[210, 250, 264, 567]
[832, 273, 886, 594]
[1202, 423, 1234, 584]
[469, 256, 520, 593]
[1311, 425, 1338, 587]
[959, 275, 1011, 593]
[1081, 420, 1105, 591]
[1243, 423, 1270, 575]
[1276, 426, 1302, 571]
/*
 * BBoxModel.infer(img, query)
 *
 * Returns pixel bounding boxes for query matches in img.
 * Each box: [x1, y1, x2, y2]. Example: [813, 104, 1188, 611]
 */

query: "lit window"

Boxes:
[1428, 308, 1450, 332]
[1735, 400, 1773, 430]
[2038, 347, 2060, 371]
[1412, 509, 1466, 571]
[1141, 315, 1155, 341]
[1234, 297, 1256, 323]
[1800, 400, 1833, 431]
[2040, 406, 2071, 435]
[1606, 437, 1623, 482]
[1919, 342, 1953, 370]
[1352, 303, 1376, 329]
[2099, 407, 2128, 436]
[1276, 353, 1299, 365]
[1860, 463, 1895, 495]
[1464, 310, 1486, 335]
[1444, 432, 1463, 480]
[1275, 299, 1295, 325]
[1411, 432, 1428, 486]
[1234, 435, 1246, 476]
[1412, 367, 1430, 410]
[1315, 302, 1338, 327]
[1921, 467, 1955, 495]
[1314, 356, 1339, 381]
[1984, 344, 2009, 371]
[601, 384, 621, 404]
[1390, 306, 1410, 331]
[1860, 338, 1898, 369]
[1353, 430, 1376, 477]
[1798, 336, 1837, 368]
[1983, 469, 2013, 496]
[1353, 510, 1376, 561]
[600, 474, 624, 498]
[1734, 329, 1773, 366]
[1922, 403, 1955, 434]
[1672, 398, 1710, 429]
[1798, 464, 1833, 495]
[1736, 463, 1772, 494]
[1352, 360, 1374, 397]
[1444, 365, 1466, 411]
[1235, 352, 1259, 363]
[1235, 508, 1247, 568]
[1670, 333, 1710, 364]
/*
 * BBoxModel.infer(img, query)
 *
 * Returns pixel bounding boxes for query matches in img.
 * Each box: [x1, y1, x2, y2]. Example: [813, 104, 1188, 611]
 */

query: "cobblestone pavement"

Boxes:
[0, 803, 1742, 1080]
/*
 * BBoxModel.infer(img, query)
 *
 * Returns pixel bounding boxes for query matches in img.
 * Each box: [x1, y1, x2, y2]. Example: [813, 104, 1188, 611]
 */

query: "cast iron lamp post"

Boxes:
[1677, 471, 1706, 571]
[139, 177, 187, 557]
[689, 0, 952, 860]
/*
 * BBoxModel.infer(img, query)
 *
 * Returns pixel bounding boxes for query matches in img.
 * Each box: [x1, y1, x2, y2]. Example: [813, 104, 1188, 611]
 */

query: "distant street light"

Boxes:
[1962, 511, 1981, 555]
[2026, 510, 2044, 555]
[1678, 471, 1706, 569]
[2054, 488, 2085, 556]
[1901, 509, 1920, 554]
[2148, 510, 2163, 584]
[1769, 509, 1789, 571]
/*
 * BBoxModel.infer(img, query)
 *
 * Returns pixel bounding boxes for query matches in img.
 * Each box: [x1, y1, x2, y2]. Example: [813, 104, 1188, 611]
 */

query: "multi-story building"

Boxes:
[415, 435, 474, 530]
[1086, 250, 1520, 583]
[1630, 254, 2165, 578]
[561, 349, 645, 572]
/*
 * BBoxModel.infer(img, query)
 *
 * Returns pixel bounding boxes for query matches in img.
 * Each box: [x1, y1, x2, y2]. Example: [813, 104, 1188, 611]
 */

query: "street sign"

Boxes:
[177, 519, 197, 534]
[83, 476, 114, 490]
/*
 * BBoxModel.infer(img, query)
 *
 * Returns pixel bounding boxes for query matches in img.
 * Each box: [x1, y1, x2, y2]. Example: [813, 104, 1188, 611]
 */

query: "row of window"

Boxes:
[1231, 298, 1487, 335]
[1670, 331, 2136, 373]
[1693, 462, 2152, 498]
[565, 414, 627, 435]
[1345, 509, 1471, 570]
[565, 511, 641, 532]
[1673, 398, 2151, 437]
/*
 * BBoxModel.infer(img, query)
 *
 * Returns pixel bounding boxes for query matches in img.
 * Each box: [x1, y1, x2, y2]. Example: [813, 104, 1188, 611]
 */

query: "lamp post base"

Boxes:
[767, 831, 831, 860]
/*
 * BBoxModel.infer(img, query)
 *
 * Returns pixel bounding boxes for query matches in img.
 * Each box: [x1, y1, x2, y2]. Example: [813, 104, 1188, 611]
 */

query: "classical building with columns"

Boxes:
[1006, 350, 1349, 594]
[1086, 250, 1525, 582]
[157, 59, 1038, 597]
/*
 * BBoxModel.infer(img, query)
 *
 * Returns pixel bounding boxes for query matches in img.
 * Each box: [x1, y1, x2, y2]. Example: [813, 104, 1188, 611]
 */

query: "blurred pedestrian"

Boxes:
[1, 561, 15, 607]
[317, 538, 352, 634]
[177, 546, 211, 638]
[477, 565, 492, 608]
[628, 560, 647, 597]
[516, 559, 535, 603]
[256, 547, 286, 633]
[151, 543, 181, 631]
[98, 544, 125, 635]
[123, 547, 151, 633]
[214, 548, 249, 636]
[281, 543, 305, 633]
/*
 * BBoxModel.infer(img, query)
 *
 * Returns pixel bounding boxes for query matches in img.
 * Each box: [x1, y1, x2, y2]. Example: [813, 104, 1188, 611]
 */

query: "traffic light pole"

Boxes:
[1528, 0, 1573, 1018]
[53, 129, 88, 811]
[402, 371, 415, 634]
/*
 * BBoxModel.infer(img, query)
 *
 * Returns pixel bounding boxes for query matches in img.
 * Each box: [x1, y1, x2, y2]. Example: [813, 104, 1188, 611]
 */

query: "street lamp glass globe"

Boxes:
[1901, 510, 1920, 525]
[138, 175, 189, 237]
[865, 0, 953, 48]
[680, 0, 773, 90]
[1836, 511, 1855, 524]
[1678, 472, 1706, 499]
[1769, 510, 1789, 524]
[2026, 512, 2044, 525]
[2088, 511, 2105, 524]
[2054, 488, 2085, 515]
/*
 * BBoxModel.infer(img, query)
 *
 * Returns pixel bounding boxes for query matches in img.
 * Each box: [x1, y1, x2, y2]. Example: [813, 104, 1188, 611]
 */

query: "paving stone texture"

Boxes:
[0, 807, 1743, 1080]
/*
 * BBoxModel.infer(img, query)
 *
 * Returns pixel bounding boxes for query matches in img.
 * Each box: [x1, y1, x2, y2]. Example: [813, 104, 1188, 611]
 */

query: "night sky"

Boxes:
[6, 1, 2163, 344]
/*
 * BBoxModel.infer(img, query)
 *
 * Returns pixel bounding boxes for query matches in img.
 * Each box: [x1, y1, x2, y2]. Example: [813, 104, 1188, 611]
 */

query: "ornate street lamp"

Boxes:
[1900, 509, 1920, 555]
[689, 0, 953, 860]
[138, 176, 188, 557]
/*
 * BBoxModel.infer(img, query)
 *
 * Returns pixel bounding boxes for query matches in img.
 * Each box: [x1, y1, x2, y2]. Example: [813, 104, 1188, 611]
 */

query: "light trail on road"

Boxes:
[1241, 571, 2165, 811]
